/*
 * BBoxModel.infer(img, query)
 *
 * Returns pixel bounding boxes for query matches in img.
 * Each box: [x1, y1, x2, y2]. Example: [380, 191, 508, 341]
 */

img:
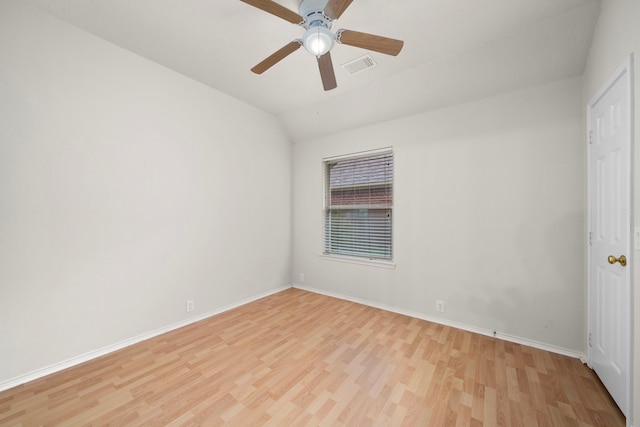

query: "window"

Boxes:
[324, 150, 393, 261]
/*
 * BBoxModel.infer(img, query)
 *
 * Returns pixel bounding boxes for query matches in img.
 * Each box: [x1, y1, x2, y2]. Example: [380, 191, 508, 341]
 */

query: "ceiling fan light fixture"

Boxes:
[303, 26, 334, 57]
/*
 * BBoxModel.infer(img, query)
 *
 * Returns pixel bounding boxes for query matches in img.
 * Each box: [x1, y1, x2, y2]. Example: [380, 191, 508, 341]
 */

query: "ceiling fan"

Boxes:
[240, 0, 404, 91]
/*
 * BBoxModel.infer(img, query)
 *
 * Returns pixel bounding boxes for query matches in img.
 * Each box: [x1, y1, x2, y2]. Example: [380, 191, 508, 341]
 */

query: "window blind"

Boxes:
[324, 151, 393, 260]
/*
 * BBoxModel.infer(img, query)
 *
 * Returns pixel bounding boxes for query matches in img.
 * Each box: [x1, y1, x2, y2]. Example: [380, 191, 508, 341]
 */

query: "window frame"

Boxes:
[321, 148, 395, 268]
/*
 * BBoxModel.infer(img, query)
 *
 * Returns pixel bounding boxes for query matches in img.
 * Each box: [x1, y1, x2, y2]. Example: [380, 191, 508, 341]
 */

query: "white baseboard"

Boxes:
[0, 285, 292, 393]
[294, 285, 587, 362]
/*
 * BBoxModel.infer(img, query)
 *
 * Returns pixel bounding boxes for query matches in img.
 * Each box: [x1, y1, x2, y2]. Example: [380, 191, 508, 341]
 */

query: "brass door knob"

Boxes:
[608, 255, 627, 266]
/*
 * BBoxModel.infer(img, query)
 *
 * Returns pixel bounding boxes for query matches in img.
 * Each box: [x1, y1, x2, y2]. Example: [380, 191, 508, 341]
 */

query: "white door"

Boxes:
[587, 57, 632, 419]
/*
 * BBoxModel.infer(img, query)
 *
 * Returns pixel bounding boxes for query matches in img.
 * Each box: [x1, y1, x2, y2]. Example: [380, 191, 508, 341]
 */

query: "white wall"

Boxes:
[292, 77, 585, 353]
[0, 1, 291, 385]
[584, 0, 640, 423]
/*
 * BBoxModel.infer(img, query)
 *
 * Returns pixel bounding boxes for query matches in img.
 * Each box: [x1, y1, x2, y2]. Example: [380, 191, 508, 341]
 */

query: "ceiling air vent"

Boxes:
[341, 54, 377, 75]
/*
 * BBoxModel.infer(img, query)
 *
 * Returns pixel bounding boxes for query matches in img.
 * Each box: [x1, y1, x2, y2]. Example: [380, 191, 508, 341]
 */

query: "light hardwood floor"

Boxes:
[0, 288, 624, 426]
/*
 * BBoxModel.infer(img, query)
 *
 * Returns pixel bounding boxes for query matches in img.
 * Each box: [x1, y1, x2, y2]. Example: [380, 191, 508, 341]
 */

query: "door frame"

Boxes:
[586, 54, 634, 424]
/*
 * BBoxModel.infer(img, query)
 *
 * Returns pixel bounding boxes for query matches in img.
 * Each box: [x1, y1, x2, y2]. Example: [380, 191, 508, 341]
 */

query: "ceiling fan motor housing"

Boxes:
[299, 0, 335, 57]
[299, 0, 333, 30]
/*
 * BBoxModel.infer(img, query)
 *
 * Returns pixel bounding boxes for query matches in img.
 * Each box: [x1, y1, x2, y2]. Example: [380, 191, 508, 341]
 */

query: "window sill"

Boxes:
[319, 254, 396, 269]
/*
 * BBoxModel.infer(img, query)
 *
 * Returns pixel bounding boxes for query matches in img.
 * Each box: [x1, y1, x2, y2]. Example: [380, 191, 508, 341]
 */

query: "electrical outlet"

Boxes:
[436, 300, 445, 313]
[186, 299, 195, 313]
[299, 273, 305, 282]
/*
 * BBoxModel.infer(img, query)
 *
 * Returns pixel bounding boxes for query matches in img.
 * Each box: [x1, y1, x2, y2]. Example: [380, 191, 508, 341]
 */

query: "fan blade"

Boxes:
[337, 30, 404, 56]
[251, 41, 302, 74]
[317, 52, 337, 91]
[323, 0, 353, 20]
[240, 0, 304, 25]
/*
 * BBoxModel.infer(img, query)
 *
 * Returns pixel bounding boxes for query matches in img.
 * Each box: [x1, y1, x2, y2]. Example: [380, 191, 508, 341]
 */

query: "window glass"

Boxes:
[324, 151, 393, 260]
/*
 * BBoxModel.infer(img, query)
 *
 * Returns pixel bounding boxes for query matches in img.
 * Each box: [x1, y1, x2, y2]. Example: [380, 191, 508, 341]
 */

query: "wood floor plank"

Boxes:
[0, 288, 626, 426]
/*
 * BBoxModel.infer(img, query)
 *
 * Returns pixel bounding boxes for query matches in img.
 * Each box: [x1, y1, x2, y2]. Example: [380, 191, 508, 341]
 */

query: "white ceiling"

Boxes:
[25, 0, 601, 141]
